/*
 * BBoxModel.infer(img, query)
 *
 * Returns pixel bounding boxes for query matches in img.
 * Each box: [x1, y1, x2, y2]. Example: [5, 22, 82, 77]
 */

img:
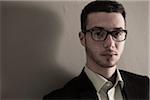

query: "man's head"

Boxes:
[79, 1, 127, 69]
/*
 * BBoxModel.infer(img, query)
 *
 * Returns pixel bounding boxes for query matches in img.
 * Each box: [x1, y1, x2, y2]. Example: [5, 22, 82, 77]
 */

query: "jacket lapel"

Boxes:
[77, 70, 98, 100]
[120, 70, 135, 100]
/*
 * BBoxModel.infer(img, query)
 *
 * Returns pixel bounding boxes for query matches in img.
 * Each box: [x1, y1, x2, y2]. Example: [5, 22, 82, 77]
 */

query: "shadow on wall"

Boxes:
[2, 1, 72, 100]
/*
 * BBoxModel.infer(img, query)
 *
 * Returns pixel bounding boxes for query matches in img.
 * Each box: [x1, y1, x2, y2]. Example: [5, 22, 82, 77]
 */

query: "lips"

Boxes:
[102, 54, 117, 57]
[101, 51, 118, 56]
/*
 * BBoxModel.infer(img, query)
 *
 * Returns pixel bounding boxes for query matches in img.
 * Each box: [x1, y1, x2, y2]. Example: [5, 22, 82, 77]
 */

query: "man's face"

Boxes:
[80, 12, 125, 68]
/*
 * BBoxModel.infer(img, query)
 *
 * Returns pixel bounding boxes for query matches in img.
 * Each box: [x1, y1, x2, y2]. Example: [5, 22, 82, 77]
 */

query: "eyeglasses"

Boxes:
[83, 27, 127, 42]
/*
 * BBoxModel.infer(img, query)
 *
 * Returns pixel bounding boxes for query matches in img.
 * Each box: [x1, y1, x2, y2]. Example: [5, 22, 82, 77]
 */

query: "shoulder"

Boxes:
[120, 70, 149, 99]
[43, 76, 81, 99]
[120, 69, 149, 86]
[120, 70, 149, 80]
[43, 71, 95, 99]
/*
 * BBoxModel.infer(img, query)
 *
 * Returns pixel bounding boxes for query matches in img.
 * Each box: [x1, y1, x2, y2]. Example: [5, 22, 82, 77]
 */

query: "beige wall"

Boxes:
[1, 0, 149, 100]
[118, 0, 149, 75]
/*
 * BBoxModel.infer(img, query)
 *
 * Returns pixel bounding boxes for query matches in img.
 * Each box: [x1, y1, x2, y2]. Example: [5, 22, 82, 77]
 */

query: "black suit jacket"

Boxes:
[43, 70, 149, 100]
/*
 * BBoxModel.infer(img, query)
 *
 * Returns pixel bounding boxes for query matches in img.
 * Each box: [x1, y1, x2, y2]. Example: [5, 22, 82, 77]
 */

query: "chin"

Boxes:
[100, 62, 117, 68]
[97, 61, 117, 68]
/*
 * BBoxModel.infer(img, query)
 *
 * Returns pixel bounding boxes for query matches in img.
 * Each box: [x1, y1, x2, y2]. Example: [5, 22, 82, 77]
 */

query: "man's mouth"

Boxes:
[101, 52, 118, 56]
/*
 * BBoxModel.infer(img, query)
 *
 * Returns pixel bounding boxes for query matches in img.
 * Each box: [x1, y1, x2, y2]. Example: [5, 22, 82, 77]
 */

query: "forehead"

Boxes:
[86, 12, 125, 29]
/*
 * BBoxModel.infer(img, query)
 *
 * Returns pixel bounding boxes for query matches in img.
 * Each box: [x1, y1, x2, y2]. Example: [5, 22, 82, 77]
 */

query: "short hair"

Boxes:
[81, 0, 126, 32]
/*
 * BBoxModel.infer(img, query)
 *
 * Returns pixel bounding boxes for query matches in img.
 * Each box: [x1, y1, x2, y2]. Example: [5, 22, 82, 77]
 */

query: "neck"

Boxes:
[86, 63, 117, 81]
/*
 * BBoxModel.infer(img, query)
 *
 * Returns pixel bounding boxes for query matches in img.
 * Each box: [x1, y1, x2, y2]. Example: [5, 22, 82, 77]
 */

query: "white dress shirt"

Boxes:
[84, 66, 124, 100]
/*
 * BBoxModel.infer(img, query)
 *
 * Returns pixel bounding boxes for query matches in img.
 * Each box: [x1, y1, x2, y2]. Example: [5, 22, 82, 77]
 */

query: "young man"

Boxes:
[43, 1, 149, 100]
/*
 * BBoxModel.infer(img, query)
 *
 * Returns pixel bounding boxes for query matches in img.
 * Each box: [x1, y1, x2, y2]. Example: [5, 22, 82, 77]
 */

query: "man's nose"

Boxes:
[103, 35, 115, 49]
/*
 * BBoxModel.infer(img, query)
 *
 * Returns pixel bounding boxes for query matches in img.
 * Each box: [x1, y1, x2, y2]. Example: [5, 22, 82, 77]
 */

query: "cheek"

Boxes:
[86, 41, 105, 55]
[116, 42, 125, 54]
[86, 38, 103, 50]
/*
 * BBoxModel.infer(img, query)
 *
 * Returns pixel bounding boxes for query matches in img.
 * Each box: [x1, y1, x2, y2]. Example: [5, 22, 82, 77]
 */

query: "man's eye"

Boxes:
[95, 32, 105, 37]
[95, 32, 101, 35]
[113, 31, 122, 36]
[96, 30, 106, 35]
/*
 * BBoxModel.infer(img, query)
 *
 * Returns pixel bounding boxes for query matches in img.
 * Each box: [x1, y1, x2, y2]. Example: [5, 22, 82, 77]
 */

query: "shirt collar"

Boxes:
[84, 66, 124, 92]
[116, 69, 124, 88]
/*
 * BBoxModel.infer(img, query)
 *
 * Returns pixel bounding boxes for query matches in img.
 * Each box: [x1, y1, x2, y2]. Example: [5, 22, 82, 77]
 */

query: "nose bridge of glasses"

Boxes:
[104, 31, 114, 41]
[107, 31, 114, 36]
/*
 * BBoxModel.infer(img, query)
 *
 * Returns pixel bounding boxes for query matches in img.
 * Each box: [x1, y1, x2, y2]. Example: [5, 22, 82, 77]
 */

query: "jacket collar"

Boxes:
[77, 69, 98, 99]
[120, 70, 135, 100]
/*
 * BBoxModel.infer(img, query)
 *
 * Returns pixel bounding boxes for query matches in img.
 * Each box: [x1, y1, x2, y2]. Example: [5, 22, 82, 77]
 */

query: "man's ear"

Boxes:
[79, 32, 85, 47]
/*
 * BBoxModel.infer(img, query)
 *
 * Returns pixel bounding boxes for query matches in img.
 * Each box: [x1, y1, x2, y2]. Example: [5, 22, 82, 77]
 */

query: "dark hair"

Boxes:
[81, 0, 126, 32]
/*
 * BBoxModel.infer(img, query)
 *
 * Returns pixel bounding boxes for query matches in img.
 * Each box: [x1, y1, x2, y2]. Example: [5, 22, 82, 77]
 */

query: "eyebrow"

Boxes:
[93, 26, 124, 30]
[112, 27, 124, 30]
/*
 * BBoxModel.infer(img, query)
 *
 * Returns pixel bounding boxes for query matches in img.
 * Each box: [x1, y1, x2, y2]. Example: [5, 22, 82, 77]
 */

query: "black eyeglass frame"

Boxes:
[83, 27, 127, 42]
